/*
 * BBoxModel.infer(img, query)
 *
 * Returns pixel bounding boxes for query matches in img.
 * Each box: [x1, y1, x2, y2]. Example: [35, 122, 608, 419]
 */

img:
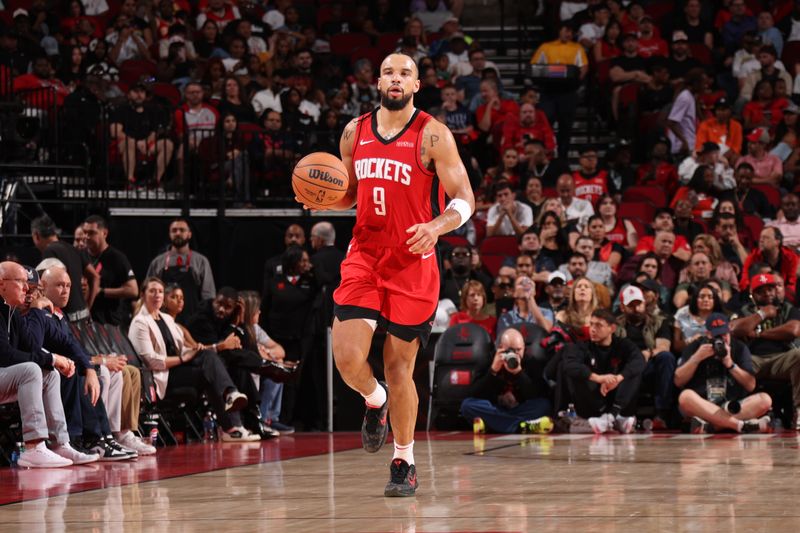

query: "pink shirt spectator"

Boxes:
[737, 153, 783, 186]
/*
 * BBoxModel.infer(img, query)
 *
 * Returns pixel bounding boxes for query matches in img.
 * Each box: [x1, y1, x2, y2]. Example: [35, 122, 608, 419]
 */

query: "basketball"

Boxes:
[292, 152, 350, 209]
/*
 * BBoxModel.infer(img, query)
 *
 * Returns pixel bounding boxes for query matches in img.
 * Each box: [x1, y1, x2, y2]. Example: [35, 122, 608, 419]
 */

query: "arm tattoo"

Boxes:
[343, 128, 353, 140]
[430, 134, 439, 147]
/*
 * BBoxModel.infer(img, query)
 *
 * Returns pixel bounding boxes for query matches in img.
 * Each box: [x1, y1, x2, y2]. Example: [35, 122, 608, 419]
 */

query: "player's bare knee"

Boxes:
[384, 360, 414, 385]
[333, 345, 367, 376]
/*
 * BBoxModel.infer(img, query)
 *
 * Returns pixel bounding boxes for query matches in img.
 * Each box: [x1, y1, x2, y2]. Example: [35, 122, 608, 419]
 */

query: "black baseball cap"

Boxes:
[23, 265, 39, 286]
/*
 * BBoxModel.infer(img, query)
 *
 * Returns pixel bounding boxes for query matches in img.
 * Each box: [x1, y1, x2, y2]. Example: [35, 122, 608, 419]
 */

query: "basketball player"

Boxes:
[297, 53, 474, 496]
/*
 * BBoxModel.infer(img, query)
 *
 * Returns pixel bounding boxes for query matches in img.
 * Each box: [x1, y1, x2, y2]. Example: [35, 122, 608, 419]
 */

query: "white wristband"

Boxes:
[446, 198, 472, 228]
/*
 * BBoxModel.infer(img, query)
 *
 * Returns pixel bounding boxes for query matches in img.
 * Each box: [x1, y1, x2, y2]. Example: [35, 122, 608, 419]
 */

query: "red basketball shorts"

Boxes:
[333, 239, 440, 344]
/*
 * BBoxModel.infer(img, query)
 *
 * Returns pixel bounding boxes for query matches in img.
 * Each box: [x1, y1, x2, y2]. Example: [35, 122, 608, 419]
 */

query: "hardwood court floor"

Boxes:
[1, 432, 800, 532]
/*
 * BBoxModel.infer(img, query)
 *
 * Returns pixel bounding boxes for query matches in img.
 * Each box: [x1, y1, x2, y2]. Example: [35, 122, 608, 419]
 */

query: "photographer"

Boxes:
[729, 273, 800, 430]
[459, 328, 551, 433]
[562, 309, 645, 434]
[675, 313, 772, 433]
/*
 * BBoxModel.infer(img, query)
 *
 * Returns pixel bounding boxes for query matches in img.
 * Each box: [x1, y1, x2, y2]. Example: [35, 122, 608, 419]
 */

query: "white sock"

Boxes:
[393, 440, 414, 465]
[362, 379, 386, 408]
[34, 441, 46, 451]
[736, 420, 744, 432]
[114, 430, 131, 440]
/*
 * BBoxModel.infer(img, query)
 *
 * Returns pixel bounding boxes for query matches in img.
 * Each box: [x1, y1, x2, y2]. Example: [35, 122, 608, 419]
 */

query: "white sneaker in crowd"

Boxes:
[116, 431, 157, 455]
[221, 426, 262, 442]
[614, 415, 636, 434]
[588, 416, 610, 434]
[52, 442, 99, 465]
[18, 442, 73, 468]
[88, 437, 133, 461]
[224, 391, 248, 412]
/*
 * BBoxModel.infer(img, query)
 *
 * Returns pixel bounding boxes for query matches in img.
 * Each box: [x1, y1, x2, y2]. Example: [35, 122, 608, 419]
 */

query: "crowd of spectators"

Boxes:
[0, 213, 347, 467]
[2, 0, 800, 459]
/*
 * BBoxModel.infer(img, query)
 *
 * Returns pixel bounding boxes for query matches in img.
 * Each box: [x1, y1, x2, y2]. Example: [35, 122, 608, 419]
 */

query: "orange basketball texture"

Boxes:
[292, 152, 350, 208]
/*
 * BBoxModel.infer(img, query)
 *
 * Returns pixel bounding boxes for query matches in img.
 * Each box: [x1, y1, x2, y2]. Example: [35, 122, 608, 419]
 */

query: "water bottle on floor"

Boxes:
[10, 442, 24, 467]
[143, 414, 159, 446]
[203, 411, 218, 441]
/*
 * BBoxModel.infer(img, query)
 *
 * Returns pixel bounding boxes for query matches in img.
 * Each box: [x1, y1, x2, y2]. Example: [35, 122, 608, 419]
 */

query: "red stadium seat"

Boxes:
[440, 235, 470, 248]
[479, 236, 519, 277]
[688, 43, 712, 65]
[781, 42, 800, 75]
[751, 184, 781, 208]
[472, 218, 486, 245]
[316, 6, 335, 29]
[595, 60, 611, 86]
[236, 122, 262, 145]
[480, 236, 518, 255]
[628, 218, 646, 239]
[119, 59, 157, 87]
[350, 47, 384, 67]
[638, 110, 664, 139]
[618, 83, 639, 107]
[644, 1, 673, 24]
[618, 202, 655, 224]
[622, 186, 667, 208]
[150, 82, 181, 107]
[377, 33, 403, 54]
[743, 214, 764, 241]
[330, 33, 371, 57]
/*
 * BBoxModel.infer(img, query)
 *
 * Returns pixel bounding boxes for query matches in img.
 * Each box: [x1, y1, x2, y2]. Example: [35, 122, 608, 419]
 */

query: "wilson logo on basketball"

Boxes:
[307, 168, 345, 187]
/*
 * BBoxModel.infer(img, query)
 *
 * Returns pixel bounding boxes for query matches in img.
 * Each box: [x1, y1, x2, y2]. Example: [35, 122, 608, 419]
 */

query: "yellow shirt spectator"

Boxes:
[530, 26, 588, 79]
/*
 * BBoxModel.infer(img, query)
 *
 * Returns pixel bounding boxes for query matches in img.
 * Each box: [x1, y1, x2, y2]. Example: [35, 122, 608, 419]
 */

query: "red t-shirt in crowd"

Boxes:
[501, 111, 556, 155]
[637, 36, 668, 58]
[635, 235, 691, 255]
[476, 99, 520, 131]
[742, 98, 790, 129]
[636, 161, 679, 196]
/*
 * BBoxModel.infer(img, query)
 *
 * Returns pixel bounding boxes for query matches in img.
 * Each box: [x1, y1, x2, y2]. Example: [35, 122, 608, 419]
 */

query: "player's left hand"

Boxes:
[406, 222, 438, 255]
[294, 196, 321, 212]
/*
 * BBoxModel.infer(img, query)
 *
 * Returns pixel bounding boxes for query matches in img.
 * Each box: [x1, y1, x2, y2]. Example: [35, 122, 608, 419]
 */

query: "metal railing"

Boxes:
[0, 86, 316, 214]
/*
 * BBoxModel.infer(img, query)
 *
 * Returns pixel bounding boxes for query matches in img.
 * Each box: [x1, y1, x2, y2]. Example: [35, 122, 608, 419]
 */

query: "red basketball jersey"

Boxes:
[351, 108, 445, 249]
[572, 170, 608, 205]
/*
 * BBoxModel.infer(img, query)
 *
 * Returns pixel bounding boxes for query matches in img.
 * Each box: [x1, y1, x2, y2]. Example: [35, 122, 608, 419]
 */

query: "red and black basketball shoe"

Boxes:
[361, 381, 389, 453]
[384, 458, 418, 497]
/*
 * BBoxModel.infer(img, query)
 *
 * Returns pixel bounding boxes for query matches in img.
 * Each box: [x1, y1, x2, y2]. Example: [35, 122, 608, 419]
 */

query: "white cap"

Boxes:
[13, 8, 29, 18]
[620, 285, 645, 306]
[547, 271, 567, 284]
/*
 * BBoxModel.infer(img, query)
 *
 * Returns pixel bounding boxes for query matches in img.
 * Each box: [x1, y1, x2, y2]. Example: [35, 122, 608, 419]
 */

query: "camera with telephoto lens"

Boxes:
[711, 336, 727, 359]
[501, 349, 520, 370]
[703, 336, 728, 359]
